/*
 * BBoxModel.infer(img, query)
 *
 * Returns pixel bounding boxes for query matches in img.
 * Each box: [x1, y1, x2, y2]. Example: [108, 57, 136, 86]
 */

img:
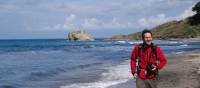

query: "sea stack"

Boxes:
[68, 31, 94, 41]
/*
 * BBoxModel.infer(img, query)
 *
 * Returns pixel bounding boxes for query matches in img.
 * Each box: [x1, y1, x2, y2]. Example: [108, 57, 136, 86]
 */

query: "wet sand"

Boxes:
[158, 51, 200, 88]
[108, 51, 200, 88]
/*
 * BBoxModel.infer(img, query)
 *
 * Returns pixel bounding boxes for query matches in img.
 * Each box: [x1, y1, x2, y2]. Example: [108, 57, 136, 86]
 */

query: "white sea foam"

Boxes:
[180, 44, 188, 47]
[174, 51, 184, 55]
[128, 41, 135, 45]
[128, 41, 142, 45]
[60, 60, 134, 88]
[116, 41, 127, 44]
[114, 40, 142, 45]
[169, 41, 179, 44]
[134, 41, 142, 44]
[115, 41, 142, 45]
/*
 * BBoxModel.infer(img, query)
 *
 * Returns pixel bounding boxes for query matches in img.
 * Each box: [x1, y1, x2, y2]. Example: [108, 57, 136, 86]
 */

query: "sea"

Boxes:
[0, 39, 200, 88]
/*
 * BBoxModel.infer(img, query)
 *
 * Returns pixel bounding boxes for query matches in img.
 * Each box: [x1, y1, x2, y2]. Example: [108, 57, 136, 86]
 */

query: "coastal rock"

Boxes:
[68, 31, 94, 41]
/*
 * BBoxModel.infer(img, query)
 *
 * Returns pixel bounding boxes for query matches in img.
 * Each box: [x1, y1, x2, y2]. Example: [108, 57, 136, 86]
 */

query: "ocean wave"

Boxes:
[0, 85, 17, 88]
[115, 41, 142, 45]
[27, 68, 67, 81]
[169, 41, 179, 44]
[60, 80, 128, 88]
[70, 62, 103, 70]
[60, 60, 134, 88]
[173, 51, 185, 55]
[179, 44, 188, 47]
[116, 41, 126, 44]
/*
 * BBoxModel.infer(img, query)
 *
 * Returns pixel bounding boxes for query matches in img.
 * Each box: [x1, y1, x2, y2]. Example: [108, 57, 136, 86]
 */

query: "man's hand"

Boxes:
[133, 73, 137, 79]
[152, 64, 157, 71]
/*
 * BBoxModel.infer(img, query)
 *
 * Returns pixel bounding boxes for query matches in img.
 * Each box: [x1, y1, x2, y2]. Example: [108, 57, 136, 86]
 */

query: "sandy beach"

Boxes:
[158, 51, 200, 88]
[109, 51, 200, 88]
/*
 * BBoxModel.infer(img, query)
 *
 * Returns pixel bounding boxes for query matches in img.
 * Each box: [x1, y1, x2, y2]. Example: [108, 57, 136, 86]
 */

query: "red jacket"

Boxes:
[130, 44, 167, 79]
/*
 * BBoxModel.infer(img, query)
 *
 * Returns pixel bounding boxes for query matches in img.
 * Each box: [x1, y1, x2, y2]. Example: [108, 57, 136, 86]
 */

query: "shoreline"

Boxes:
[108, 51, 200, 88]
[109, 37, 200, 41]
[158, 51, 200, 88]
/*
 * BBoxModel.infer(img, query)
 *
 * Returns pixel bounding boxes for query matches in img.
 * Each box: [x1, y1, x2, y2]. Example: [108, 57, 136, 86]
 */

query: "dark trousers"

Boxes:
[136, 77, 158, 88]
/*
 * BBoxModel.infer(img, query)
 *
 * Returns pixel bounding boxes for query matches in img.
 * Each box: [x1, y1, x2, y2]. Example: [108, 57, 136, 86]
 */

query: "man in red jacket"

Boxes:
[130, 29, 167, 88]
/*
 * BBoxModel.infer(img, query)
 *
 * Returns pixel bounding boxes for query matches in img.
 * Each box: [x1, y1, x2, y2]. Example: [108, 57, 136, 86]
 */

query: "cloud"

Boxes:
[45, 14, 135, 31]
[138, 13, 172, 28]
[82, 17, 134, 29]
[0, 4, 19, 12]
[138, 18, 149, 28]
[178, 6, 195, 20]
[81, 18, 100, 29]
[0, 0, 199, 38]
[44, 14, 78, 30]
[47, 3, 197, 31]
[137, 4, 197, 29]
[101, 18, 131, 29]
[63, 14, 78, 29]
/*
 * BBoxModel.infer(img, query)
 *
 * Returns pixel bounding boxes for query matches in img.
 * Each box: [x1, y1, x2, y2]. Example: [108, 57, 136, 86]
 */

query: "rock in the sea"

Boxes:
[68, 31, 94, 41]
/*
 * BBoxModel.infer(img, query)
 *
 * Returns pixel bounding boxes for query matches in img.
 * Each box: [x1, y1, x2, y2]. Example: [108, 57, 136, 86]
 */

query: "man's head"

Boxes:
[142, 29, 153, 45]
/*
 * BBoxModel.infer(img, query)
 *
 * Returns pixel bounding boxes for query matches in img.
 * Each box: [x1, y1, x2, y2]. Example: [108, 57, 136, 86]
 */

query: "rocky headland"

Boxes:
[68, 31, 94, 41]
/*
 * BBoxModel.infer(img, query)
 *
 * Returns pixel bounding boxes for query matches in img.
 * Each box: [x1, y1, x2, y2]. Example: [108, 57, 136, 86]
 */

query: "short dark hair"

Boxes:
[142, 29, 152, 40]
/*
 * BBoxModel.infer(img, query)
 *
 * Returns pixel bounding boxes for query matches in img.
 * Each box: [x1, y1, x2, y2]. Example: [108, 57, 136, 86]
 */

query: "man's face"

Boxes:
[143, 33, 153, 45]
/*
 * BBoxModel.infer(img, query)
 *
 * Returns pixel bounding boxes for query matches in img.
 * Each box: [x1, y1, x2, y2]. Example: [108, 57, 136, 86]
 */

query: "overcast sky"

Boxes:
[0, 0, 199, 39]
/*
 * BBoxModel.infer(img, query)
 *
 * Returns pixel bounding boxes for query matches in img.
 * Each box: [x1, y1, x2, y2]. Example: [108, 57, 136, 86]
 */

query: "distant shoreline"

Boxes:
[109, 37, 200, 41]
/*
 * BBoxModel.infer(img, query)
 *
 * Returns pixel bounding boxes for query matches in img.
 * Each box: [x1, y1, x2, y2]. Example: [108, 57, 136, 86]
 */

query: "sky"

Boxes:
[0, 0, 199, 39]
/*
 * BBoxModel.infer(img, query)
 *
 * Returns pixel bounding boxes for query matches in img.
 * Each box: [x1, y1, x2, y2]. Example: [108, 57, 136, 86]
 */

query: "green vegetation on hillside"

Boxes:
[111, 1, 200, 40]
[189, 1, 200, 25]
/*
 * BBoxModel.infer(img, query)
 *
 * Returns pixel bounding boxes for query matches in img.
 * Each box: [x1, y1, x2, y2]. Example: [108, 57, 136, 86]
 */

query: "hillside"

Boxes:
[111, 20, 200, 40]
[111, 1, 200, 40]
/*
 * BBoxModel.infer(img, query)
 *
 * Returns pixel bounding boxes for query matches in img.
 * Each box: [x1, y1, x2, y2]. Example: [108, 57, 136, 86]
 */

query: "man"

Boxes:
[130, 29, 167, 88]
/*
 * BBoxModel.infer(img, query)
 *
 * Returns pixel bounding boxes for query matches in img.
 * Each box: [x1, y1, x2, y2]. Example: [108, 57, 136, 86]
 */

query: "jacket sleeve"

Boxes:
[156, 46, 167, 70]
[130, 45, 139, 74]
